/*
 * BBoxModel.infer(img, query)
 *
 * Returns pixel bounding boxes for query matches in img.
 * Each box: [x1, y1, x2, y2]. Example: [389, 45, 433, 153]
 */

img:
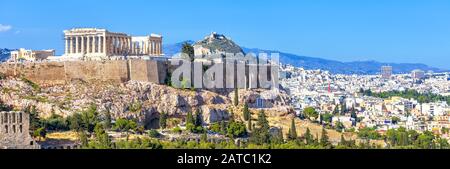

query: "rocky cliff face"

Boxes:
[0, 76, 236, 128]
[0, 74, 291, 129]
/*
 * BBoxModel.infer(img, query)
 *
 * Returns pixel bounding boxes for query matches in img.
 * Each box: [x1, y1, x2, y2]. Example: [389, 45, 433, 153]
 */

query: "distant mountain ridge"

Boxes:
[162, 41, 446, 74]
[242, 47, 445, 74]
[162, 40, 195, 57]
[0, 48, 14, 62]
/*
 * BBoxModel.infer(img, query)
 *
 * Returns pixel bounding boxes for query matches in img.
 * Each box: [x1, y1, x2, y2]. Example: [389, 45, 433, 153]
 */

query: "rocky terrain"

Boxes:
[0, 75, 291, 129]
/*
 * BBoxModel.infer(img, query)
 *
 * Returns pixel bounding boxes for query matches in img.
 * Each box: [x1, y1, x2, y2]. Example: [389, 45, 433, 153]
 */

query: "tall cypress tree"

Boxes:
[304, 128, 313, 145]
[181, 42, 194, 61]
[243, 103, 250, 121]
[234, 87, 239, 106]
[288, 118, 297, 140]
[320, 128, 331, 147]
[256, 110, 270, 144]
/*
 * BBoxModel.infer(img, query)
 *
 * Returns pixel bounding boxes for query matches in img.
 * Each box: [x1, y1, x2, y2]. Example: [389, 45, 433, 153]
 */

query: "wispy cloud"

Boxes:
[0, 24, 12, 32]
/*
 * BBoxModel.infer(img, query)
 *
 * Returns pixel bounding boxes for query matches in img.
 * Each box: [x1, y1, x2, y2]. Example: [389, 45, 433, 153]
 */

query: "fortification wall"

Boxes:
[0, 60, 167, 85]
[64, 60, 129, 83]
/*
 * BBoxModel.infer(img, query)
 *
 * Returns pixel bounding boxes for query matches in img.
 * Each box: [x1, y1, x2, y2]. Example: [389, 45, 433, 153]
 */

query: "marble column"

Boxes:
[159, 41, 162, 55]
[81, 36, 84, 54]
[120, 37, 123, 54]
[97, 36, 101, 53]
[103, 35, 107, 55]
[87, 36, 91, 54]
[93, 36, 97, 53]
[115, 37, 118, 55]
[69, 37, 73, 54]
[65, 37, 69, 54]
[156, 41, 160, 55]
[75, 36, 80, 53]
[152, 41, 156, 55]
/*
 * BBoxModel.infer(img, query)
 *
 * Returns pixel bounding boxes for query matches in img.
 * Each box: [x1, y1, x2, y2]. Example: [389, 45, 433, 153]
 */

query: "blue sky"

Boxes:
[1, 0, 450, 69]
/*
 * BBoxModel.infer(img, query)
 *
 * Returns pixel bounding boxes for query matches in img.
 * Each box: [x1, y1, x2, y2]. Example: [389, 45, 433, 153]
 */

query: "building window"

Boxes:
[5, 125, 8, 133]
[19, 113, 23, 123]
[30, 141, 33, 146]
[19, 125, 23, 133]
[12, 125, 16, 133]
[12, 113, 16, 123]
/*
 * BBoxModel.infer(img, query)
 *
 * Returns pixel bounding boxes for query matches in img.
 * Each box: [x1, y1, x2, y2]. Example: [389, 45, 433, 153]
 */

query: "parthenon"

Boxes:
[63, 28, 163, 60]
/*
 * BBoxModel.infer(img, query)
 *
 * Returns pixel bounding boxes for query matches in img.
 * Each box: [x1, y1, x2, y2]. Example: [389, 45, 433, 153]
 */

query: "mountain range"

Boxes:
[0, 48, 14, 62]
[2, 43, 446, 75]
[162, 41, 446, 74]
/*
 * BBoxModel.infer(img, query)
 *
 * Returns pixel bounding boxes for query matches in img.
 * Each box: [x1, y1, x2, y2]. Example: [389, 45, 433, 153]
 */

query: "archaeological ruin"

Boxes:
[0, 111, 40, 149]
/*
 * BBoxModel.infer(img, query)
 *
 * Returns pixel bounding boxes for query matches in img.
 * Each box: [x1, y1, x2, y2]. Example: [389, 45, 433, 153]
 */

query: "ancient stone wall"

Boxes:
[0, 60, 167, 85]
[129, 60, 167, 84]
[0, 111, 40, 149]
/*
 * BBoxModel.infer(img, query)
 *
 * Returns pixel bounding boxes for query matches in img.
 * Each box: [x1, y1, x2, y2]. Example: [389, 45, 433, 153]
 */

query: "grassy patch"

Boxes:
[21, 77, 41, 91]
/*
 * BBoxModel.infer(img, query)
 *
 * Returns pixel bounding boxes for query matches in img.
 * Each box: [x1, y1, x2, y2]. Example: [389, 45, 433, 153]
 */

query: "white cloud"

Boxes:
[0, 24, 12, 32]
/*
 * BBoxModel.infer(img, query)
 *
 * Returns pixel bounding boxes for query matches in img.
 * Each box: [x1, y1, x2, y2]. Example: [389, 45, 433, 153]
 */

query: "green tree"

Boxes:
[201, 132, 208, 142]
[250, 110, 271, 145]
[94, 123, 111, 149]
[304, 128, 314, 145]
[335, 121, 345, 131]
[437, 138, 449, 149]
[181, 42, 195, 61]
[391, 116, 400, 124]
[320, 128, 331, 148]
[186, 111, 194, 126]
[78, 131, 88, 147]
[226, 121, 247, 138]
[287, 118, 297, 140]
[159, 112, 168, 129]
[26, 106, 41, 134]
[68, 113, 83, 131]
[104, 110, 112, 129]
[34, 127, 47, 141]
[81, 105, 100, 133]
[416, 131, 435, 149]
[234, 88, 239, 106]
[113, 118, 137, 141]
[210, 122, 221, 133]
[441, 127, 449, 135]
[148, 129, 161, 138]
[340, 103, 347, 115]
[243, 102, 250, 121]
[303, 107, 319, 120]
[321, 113, 333, 124]
[339, 135, 346, 146]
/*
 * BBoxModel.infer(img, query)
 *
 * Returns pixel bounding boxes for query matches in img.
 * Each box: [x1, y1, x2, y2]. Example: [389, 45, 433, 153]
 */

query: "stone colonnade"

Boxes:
[65, 33, 131, 56]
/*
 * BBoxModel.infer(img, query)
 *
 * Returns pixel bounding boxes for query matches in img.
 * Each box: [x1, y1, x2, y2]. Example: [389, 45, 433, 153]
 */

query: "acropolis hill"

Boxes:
[0, 28, 168, 86]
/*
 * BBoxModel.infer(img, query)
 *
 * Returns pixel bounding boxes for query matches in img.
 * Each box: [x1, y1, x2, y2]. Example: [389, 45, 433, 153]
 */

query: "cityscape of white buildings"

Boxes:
[280, 64, 450, 138]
